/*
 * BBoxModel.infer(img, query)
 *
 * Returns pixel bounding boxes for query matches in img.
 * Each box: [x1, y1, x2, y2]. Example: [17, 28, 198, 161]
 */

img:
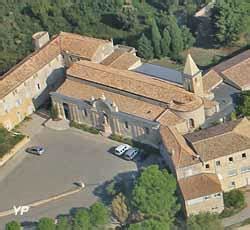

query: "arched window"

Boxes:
[188, 118, 195, 128]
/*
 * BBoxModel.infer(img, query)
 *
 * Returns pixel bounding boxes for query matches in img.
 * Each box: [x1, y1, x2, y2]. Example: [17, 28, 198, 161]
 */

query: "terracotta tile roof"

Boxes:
[156, 109, 185, 127]
[56, 79, 165, 121]
[211, 49, 250, 90]
[203, 70, 223, 93]
[160, 126, 200, 168]
[67, 60, 203, 112]
[185, 118, 250, 161]
[203, 98, 218, 109]
[101, 49, 140, 70]
[178, 173, 222, 200]
[0, 36, 61, 99]
[59, 32, 111, 60]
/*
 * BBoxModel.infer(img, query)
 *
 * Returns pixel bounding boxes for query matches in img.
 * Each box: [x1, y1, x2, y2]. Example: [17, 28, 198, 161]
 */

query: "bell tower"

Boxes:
[183, 54, 204, 97]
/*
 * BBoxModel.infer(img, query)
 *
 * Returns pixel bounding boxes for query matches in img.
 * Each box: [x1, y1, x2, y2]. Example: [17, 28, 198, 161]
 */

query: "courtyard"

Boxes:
[0, 126, 138, 226]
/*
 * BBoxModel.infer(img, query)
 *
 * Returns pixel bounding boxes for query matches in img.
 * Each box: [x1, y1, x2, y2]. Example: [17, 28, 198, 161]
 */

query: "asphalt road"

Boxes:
[0, 128, 137, 227]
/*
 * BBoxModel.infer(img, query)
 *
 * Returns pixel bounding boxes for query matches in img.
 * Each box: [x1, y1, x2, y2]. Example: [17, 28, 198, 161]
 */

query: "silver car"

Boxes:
[123, 148, 139, 160]
[26, 146, 45, 155]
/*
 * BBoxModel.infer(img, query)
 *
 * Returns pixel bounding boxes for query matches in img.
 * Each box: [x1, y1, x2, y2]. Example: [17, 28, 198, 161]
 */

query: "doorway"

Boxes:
[63, 103, 71, 120]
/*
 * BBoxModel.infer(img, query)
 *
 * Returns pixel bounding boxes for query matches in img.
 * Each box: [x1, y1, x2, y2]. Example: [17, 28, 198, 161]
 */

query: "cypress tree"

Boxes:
[137, 33, 154, 60]
[161, 28, 171, 56]
[151, 19, 162, 58]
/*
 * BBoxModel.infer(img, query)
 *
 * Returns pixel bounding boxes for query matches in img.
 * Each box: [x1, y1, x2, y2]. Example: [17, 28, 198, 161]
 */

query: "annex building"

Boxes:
[1, 31, 250, 217]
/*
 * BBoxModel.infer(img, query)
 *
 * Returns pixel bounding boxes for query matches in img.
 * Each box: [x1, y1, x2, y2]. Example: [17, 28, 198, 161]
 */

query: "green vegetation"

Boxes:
[236, 91, 250, 117]
[220, 189, 246, 218]
[50, 105, 59, 121]
[5, 221, 21, 230]
[6, 202, 109, 229]
[224, 189, 245, 209]
[0, 126, 25, 158]
[38, 217, 56, 230]
[70, 121, 99, 135]
[187, 212, 223, 230]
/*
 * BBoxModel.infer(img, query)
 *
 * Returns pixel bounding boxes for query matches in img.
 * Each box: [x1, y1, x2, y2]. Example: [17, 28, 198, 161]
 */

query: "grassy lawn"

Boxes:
[0, 126, 25, 158]
[149, 46, 241, 71]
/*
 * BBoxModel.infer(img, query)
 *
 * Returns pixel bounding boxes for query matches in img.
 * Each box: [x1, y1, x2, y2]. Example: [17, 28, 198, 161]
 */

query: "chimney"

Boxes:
[32, 31, 50, 50]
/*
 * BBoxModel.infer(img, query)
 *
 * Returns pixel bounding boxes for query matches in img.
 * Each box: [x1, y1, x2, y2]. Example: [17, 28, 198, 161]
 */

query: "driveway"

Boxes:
[0, 128, 137, 226]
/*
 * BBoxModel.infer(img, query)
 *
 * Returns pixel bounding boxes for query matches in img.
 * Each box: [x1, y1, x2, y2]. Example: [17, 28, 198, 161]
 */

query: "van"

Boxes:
[115, 144, 132, 156]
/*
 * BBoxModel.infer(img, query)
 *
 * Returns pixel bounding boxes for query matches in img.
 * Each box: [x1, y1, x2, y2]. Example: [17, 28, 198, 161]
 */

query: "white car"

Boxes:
[114, 144, 132, 156]
[123, 148, 139, 161]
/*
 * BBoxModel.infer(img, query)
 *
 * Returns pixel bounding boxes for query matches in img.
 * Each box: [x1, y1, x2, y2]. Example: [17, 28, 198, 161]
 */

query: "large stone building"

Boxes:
[161, 118, 250, 216]
[1, 31, 249, 217]
[0, 31, 141, 130]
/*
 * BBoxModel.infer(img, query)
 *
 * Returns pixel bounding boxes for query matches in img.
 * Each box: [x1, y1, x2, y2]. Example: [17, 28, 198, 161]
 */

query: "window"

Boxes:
[242, 153, 247, 159]
[214, 193, 221, 198]
[230, 181, 236, 187]
[36, 83, 41, 90]
[125, 121, 129, 129]
[144, 127, 150, 135]
[84, 108, 88, 117]
[16, 99, 22, 107]
[228, 169, 237, 177]
[216, 160, 221, 166]
[188, 119, 195, 128]
[205, 164, 210, 169]
[240, 166, 250, 174]
[204, 195, 211, 200]
[229, 157, 234, 163]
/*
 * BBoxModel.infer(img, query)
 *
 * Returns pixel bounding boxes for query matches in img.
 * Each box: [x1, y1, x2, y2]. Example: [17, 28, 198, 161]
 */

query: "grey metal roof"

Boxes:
[134, 63, 183, 85]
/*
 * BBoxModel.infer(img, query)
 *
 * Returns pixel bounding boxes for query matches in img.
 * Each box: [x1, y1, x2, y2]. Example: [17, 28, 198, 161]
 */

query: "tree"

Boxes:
[56, 216, 71, 230]
[112, 193, 129, 225]
[38, 217, 56, 230]
[131, 165, 179, 227]
[128, 218, 171, 230]
[212, 0, 245, 45]
[137, 34, 154, 60]
[186, 212, 223, 230]
[236, 91, 250, 116]
[181, 26, 196, 50]
[5, 221, 21, 230]
[72, 209, 91, 230]
[164, 15, 183, 59]
[89, 202, 109, 227]
[224, 189, 245, 209]
[151, 19, 162, 58]
[161, 28, 171, 56]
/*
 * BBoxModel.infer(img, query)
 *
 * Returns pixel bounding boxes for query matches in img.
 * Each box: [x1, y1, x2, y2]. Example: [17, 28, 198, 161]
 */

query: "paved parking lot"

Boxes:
[0, 127, 137, 226]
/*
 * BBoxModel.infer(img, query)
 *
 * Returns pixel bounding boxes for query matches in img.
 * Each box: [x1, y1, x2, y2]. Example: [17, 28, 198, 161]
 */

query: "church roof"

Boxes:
[183, 54, 200, 77]
[67, 60, 203, 112]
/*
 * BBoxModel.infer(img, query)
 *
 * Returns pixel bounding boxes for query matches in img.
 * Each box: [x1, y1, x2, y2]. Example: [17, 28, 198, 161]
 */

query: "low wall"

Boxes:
[0, 136, 30, 167]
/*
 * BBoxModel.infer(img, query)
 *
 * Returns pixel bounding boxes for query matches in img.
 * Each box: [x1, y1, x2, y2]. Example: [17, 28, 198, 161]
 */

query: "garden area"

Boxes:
[0, 126, 25, 159]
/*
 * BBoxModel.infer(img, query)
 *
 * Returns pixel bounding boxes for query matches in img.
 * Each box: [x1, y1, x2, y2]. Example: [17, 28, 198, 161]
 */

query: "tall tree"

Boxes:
[128, 218, 171, 230]
[186, 212, 223, 230]
[181, 26, 196, 50]
[161, 28, 171, 56]
[137, 33, 154, 60]
[131, 165, 179, 228]
[151, 19, 162, 58]
[236, 91, 250, 116]
[212, 0, 245, 45]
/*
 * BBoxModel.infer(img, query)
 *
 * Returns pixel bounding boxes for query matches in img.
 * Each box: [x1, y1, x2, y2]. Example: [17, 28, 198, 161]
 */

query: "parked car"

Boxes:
[26, 146, 45, 155]
[123, 148, 139, 161]
[114, 144, 132, 156]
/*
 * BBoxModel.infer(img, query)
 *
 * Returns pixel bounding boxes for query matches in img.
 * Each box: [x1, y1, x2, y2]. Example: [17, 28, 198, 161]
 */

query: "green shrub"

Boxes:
[224, 189, 245, 209]
[5, 221, 21, 230]
[70, 121, 99, 134]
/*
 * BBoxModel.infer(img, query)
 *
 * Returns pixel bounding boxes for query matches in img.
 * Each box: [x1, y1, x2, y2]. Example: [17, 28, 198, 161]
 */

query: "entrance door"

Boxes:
[63, 103, 71, 120]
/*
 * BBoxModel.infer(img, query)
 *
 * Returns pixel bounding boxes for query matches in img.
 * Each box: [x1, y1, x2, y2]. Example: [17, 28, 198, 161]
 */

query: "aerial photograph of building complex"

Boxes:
[0, 0, 250, 229]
